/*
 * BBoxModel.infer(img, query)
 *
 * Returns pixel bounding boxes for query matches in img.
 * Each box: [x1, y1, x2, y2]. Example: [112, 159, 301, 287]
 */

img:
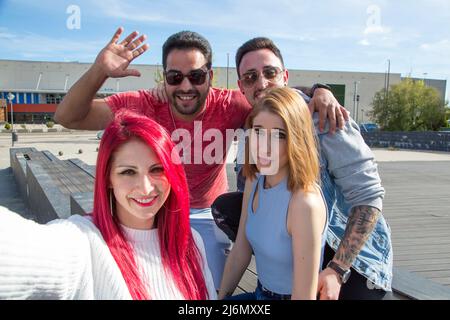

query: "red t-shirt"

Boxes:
[105, 88, 251, 208]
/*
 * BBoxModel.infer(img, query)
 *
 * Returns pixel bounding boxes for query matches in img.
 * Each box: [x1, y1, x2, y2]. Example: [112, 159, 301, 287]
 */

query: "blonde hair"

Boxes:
[243, 87, 320, 192]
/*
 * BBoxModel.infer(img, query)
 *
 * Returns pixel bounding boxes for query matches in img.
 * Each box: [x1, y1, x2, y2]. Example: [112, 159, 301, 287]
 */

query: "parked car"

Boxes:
[359, 123, 379, 133]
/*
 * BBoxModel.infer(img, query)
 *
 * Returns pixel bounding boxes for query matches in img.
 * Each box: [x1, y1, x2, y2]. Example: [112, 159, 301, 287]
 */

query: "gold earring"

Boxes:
[109, 190, 114, 217]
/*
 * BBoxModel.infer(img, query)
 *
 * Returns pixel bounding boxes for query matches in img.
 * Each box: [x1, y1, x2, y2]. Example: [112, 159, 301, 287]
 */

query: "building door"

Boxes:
[328, 84, 346, 107]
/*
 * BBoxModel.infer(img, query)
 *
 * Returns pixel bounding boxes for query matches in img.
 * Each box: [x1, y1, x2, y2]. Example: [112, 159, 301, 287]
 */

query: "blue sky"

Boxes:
[0, 0, 449, 100]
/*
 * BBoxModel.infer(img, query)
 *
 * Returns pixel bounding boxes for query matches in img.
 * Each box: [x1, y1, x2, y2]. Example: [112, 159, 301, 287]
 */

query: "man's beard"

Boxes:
[170, 87, 209, 116]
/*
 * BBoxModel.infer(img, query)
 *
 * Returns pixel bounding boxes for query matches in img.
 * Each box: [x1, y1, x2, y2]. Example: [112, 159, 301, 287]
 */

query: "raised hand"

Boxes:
[94, 27, 149, 78]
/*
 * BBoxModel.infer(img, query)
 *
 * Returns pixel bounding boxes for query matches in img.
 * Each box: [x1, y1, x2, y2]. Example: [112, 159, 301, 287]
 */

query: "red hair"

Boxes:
[93, 110, 208, 300]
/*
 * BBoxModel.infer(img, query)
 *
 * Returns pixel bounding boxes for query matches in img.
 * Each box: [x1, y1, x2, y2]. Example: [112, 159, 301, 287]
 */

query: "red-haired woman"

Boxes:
[0, 111, 215, 300]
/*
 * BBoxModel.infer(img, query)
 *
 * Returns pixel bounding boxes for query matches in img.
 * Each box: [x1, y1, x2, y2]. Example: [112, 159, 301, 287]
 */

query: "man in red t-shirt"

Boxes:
[55, 28, 343, 289]
[105, 88, 249, 209]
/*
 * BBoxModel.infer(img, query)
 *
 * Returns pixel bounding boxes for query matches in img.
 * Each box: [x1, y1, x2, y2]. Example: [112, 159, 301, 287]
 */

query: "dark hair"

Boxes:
[162, 31, 212, 70]
[235, 37, 285, 77]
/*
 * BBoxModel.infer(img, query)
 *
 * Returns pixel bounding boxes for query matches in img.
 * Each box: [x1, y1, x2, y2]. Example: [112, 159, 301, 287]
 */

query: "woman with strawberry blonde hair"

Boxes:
[0, 111, 215, 300]
[219, 87, 327, 300]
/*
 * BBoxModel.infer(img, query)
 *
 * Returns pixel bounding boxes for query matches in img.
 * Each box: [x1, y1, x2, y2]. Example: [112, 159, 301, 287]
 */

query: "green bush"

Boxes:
[46, 121, 55, 128]
[4, 122, 11, 130]
[371, 79, 447, 131]
[20, 124, 26, 129]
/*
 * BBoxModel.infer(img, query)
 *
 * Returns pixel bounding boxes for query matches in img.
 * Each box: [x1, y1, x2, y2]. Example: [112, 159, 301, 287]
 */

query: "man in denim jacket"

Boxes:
[213, 37, 392, 300]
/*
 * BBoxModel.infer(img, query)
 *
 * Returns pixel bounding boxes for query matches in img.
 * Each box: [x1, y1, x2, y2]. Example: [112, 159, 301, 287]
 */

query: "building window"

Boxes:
[18, 93, 25, 104]
[45, 94, 65, 104]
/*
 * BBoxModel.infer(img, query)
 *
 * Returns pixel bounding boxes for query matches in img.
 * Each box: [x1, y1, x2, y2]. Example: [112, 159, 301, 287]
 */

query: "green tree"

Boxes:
[154, 64, 164, 85]
[370, 78, 447, 131]
[445, 106, 450, 127]
[212, 67, 221, 88]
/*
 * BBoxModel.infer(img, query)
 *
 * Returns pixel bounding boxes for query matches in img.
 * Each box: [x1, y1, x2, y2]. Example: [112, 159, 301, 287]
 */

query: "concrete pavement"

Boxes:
[2, 132, 450, 169]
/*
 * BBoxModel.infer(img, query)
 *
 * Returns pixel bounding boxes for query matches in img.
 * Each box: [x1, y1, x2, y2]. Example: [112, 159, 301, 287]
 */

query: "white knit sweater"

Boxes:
[0, 206, 216, 300]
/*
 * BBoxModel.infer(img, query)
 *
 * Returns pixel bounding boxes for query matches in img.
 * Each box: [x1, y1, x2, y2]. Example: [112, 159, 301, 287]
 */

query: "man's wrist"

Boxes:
[327, 260, 351, 284]
[326, 266, 343, 284]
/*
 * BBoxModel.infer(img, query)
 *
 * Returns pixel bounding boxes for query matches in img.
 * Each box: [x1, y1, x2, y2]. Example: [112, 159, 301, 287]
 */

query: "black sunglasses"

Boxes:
[240, 66, 284, 87]
[164, 67, 209, 86]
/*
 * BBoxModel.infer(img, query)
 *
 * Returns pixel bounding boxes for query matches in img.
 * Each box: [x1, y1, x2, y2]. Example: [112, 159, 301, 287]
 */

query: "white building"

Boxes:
[0, 59, 446, 124]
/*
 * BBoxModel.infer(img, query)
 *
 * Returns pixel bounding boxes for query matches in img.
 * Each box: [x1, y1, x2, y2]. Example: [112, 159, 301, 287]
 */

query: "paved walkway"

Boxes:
[378, 161, 450, 287]
[373, 148, 450, 162]
[0, 131, 100, 169]
[0, 167, 34, 221]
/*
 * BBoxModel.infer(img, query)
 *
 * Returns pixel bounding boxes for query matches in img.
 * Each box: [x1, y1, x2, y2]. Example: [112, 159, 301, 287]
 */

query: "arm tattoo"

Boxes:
[333, 205, 381, 269]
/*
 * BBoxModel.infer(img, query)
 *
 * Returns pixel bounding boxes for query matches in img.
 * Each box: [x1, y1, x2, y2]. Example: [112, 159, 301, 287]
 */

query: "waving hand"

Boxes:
[94, 27, 149, 78]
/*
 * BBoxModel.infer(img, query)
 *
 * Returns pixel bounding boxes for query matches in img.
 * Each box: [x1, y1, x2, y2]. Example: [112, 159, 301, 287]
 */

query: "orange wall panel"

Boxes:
[6, 104, 58, 113]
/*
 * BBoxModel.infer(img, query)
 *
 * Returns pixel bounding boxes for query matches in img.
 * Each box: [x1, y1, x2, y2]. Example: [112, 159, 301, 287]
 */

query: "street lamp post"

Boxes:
[2, 100, 7, 123]
[353, 81, 360, 121]
[7, 92, 16, 146]
[226, 53, 230, 89]
[356, 94, 361, 124]
[385, 59, 391, 109]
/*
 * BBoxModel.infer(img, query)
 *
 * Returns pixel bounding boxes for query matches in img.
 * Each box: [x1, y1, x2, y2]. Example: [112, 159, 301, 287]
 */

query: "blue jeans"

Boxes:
[226, 281, 290, 300]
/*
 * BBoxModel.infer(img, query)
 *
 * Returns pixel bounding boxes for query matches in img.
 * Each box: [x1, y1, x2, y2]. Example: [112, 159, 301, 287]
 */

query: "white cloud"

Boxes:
[91, 0, 362, 43]
[420, 39, 450, 52]
[96, 0, 168, 23]
[0, 28, 104, 61]
[265, 32, 316, 43]
[0, 27, 17, 40]
[364, 25, 391, 35]
[359, 39, 370, 46]
[93, 0, 227, 27]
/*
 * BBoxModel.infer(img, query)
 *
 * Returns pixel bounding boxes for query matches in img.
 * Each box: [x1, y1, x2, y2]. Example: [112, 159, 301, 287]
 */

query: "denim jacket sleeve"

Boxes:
[315, 114, 385, 213]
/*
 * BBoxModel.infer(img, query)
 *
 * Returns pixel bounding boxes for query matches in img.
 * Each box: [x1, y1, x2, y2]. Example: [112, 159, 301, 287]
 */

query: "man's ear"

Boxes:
[238, 79, 244, 94]
[283, 69, 289, 86]
[209, 69, 214, 83]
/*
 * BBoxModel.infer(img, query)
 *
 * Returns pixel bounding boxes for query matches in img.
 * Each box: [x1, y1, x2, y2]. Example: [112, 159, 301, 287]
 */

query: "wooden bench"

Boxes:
[9, 148, 95, 223]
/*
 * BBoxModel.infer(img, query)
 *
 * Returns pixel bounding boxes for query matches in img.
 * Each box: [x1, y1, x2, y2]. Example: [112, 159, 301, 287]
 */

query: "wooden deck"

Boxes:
[379, 161, 450, 288]
[10, 148, 96, 223]
[226, 160, 450, 298]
